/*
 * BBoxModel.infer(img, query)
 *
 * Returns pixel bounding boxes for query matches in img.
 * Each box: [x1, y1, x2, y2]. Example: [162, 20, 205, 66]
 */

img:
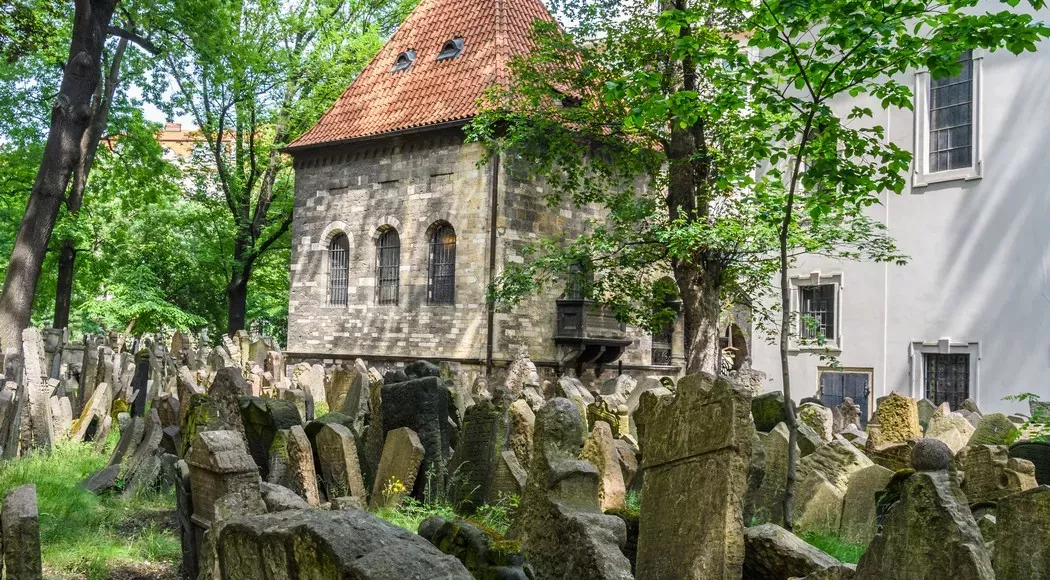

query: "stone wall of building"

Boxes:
[288, 128, 683, 374]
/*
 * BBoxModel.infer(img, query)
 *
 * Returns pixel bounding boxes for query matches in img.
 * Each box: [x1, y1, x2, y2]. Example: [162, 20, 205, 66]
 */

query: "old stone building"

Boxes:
[284, 0, 686, 382]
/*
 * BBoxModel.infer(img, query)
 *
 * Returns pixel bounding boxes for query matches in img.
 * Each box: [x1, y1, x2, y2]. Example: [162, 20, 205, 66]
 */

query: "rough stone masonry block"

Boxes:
[2, 484, 42, 579]
[637, 372, 753, 580]
[993, 485, 1050, 578]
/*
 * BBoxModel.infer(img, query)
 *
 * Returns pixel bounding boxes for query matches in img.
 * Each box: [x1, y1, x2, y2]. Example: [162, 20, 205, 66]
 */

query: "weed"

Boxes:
[798, 529, 866, 564]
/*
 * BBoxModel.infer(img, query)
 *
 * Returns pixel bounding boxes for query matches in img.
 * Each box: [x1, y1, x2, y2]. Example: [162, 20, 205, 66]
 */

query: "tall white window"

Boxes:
[914, 51, 982, 187]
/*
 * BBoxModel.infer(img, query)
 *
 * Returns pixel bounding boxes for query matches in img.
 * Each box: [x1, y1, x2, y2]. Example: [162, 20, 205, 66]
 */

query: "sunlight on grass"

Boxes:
[0, 433, 180, 578]
[798, 529, 866, 564]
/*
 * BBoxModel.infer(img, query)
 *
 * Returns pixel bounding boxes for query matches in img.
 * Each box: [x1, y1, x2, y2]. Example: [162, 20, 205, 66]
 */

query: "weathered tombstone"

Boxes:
[490, 449, 528, 500]
[339, 358, 371, 431]
[517, 398, 631, 580]
[798, 402, 834, 443]
[264, 350, 284, 382]
[854, 443, 994, 580]
[868, 392, 921, 446]
[78, 339, 101, 413]
[925, 402, 976, 454]
[381, 376, 456, 498]
[992, 485, 1050, 578]
[837, 397, 861, 432]
[961, 444, 1037, 504]
[744, 524, 846, 579]
[315, 423, 367, 500]
[285, 425, 320, 506]
[156, 394, 180, 430]
[184, 430, 261, 528]
[207, 367, 250, 438]
[581, 420, 627, 512]
[554, 375, 594, 428]
[326, 361, 353, 413]
[1009, 441, 1050, 485]
[292, 363, 326, 409]
[174, 458, 198, 579]
[370, 427, 425, 509]
[21, 328, 54, 452]
[508, 398, 535, 469]
[505, 347, 541, 398]
[838, 464, 894, 545]
[636, 373, 752, 580]
[362, 371, 385, 488]
[794, 437, 873, 531]
[752, 391, 785, 433]
[49, 394, 73, 439]
[2, 484, 42, 579]
[968, 413, 1020, 447]
[448, 400, 507, 510]
[917, 398, 937, 432]
[238, 396, 301, 479]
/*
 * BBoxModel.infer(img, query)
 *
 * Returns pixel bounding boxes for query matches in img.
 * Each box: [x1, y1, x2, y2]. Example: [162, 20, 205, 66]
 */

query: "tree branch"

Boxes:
[106, 26, 160, 55]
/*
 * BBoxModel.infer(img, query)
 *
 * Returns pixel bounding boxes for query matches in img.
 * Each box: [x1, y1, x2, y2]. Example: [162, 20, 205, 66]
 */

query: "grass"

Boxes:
[373, 493, 520, 537]
[0, 431, 181, 579]
[798, 529, 867, 564]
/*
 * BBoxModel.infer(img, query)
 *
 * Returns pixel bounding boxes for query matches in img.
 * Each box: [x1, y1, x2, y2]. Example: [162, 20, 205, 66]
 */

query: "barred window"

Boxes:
[799, 284, 836, 341]
[929, 51, 974, 173]
[651, 321, 673, 366]
[924, 353, 970, 409]
[428, 223, 456, 304]
[328, 233, 349, 306]
[376, 229, 400, 305]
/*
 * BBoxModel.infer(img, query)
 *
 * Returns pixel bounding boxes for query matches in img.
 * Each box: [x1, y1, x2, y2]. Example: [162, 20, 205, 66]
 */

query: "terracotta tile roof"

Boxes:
[287, 0, 554, 150]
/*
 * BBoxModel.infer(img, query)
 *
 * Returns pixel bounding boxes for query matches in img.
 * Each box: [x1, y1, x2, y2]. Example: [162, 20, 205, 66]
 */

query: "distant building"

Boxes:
[752, 24, 1050, 415]
[284, 0, 687, 383]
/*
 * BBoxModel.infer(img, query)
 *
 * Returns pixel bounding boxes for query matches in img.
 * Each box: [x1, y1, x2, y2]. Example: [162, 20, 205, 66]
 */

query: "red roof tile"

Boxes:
[287, 0, 554, 150]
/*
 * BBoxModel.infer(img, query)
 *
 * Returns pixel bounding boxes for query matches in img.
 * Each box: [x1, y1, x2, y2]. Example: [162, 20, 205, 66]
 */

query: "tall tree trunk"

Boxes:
[53, 36, 128, 330]
[0, 0, 119, 352]
[676, 260, 722, 374]
[226, 234, 253, 334]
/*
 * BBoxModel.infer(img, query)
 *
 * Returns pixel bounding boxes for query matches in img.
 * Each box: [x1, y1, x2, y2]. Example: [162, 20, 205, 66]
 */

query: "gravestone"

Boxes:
[517, 398, 631, 580]
[286, 425, 320, 506]
[449, 400, 507, 510]
[326, 362, 353, 413]
[339, 358, 371, 431]
[746, 423, 796, 526]
[21, 328, 53, 452]
[838, 397, 861, 431]
[854, 451, 994, 580]
[207, 367, 250, 438]
[925, 402, 976, 454]
[798, 403, 834, 443]
[968, 413, 1020, 447]
[917, 398, 937, 432]
[961, 444, 1036, 504]
[156, 394, 180, 429]
[238, 396, 301, 479]
[636, 373, 752, 579]
[490, 449, 527, 500]
[1009, 441, 1050, 485]
[293, 363, 326, 408]
[992, 485, 1050, 579]
[362, 370, 385, 489]
[744, 524, 845, 579]
[78, 340, 101, 414]
[370, 427, 425, 509]
[2, 484, 41, 579]
[505, 347, 540, 398]
[315, 423, 367, 500]
[869, 393, 921, 446]
[752, 391, 785, 433]
[581, 420, 627, 512]
[794, 437, 873, 531]
[185, 430, 261, 528]
[381, 376, 456, 498]
[839, 464, 894, 545]
[508, 399, 535, 469]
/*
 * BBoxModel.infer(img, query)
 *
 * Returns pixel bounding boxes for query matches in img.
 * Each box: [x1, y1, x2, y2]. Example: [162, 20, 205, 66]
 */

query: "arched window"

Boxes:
[391, 50, 416, 72]
[328, 233, 350, 306]
[428, 223, 456, 304]
[376, 228, 400, 305]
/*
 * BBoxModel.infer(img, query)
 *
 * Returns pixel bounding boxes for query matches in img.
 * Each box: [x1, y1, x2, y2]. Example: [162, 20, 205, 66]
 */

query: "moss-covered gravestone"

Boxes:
[752, 391, 785, 433]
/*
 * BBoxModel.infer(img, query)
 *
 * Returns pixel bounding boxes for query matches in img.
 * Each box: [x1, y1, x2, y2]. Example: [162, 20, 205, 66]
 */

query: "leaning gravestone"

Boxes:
[794, 437, 873, 532]
[448, 400, 506, 510]
[967, 413, 1020, 447]
[517, 398, 631, 580]
[286, 425, 320, 506]
[581, 420, 627, 512]
[238, 396, 302, 479]
[752, 391, 785, 433]
[1009, 441, 1050, 485]
[21, 328, 53, 452]
[992, 485, 1050, 579]
[326, 362, 354, 413]
[839, 464, 894, 545]
[746, 423, 796, 526]
[2, 484, 42, 579]
[370, 427, 425, 510]
[854, 441, 994, 580]
[381, 376, 456, 497]
[636, 373, 752, 580]
[315, 423, 367, 500]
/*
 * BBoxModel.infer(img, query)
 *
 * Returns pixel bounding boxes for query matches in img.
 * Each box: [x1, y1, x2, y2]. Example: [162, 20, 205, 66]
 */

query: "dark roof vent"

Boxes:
[392, 50, 416, 72]
[437, 38, 465, 60]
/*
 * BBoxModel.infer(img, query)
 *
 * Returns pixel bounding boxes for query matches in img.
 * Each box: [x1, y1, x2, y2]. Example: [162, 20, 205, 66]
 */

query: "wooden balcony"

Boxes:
[554, 299, 632, 365]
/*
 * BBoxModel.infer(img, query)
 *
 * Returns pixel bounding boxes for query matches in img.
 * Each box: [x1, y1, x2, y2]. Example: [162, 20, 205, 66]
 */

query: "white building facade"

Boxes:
[751, 25, 1050, 416]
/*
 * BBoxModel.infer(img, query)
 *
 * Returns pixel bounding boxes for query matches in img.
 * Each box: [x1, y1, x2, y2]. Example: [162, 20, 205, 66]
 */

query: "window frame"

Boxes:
[427, 222, 456, 305]
[327, 233, 350, 307]
[789, 271, 843, 352]
[909, 338, 980, 403]
[375, 228, 401, 306]
[913, 50, 984, 188]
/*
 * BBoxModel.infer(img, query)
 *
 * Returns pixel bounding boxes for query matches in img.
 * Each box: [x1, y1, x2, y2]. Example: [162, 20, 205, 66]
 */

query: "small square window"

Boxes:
[924, 353, 970, 409]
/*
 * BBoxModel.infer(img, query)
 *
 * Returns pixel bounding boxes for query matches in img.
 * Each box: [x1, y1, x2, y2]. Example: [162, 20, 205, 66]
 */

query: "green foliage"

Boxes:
[373, 497, 459, 533]
[798, 530, 866, 564]
[1003, 392, 1050, 442]
[0, 439, 180, 578]
[470, 493, 519, 536]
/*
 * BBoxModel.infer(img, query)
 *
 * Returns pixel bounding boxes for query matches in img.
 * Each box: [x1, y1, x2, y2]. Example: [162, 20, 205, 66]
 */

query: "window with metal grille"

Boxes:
[924, 353, 970, 409]
[328, 233, 349, 306]
[929, 51, 974, 173]
[651, 322, 673, 366]
[428, 223, 456, 304]
[799, 284, 836, 341]
[375, 229, 400, 305]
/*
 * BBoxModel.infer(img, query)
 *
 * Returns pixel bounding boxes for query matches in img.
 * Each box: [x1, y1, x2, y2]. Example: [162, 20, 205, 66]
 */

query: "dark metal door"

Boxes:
[819, 371, 871, 426]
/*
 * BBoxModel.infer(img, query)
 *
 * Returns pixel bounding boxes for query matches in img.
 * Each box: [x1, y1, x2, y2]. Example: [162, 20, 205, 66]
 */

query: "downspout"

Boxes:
[486, 153, 501, 375]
